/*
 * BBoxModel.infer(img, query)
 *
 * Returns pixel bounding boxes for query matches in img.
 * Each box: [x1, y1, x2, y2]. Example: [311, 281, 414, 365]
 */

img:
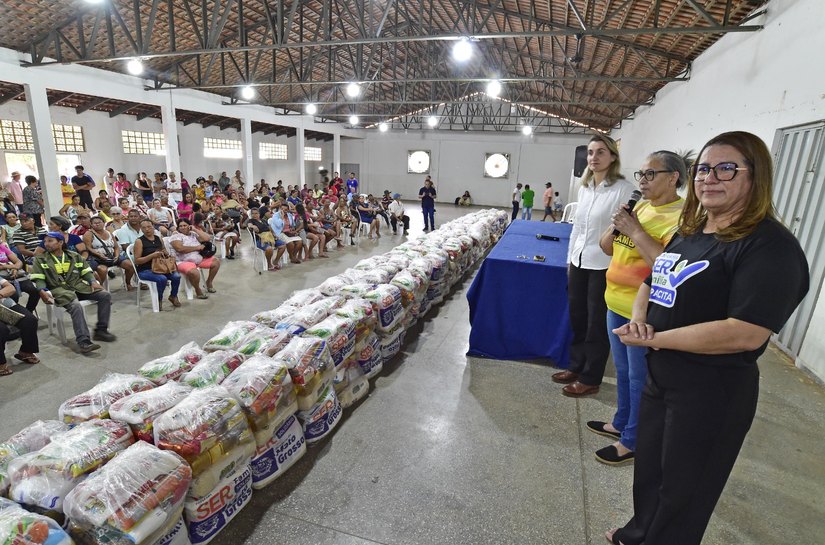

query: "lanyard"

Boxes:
[50, 252, 69, 278]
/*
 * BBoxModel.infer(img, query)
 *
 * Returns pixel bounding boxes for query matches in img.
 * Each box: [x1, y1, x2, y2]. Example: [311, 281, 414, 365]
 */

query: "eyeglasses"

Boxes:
[692, 162, 748, 182]
[633, 169, 675, 182]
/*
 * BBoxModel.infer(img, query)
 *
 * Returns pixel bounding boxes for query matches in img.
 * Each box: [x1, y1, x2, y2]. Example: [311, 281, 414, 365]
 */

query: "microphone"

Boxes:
[612, 190, 643, 236]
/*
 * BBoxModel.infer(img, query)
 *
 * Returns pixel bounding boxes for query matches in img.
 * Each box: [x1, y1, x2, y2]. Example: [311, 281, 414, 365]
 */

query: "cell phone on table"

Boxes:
[533, 255, 546, 262]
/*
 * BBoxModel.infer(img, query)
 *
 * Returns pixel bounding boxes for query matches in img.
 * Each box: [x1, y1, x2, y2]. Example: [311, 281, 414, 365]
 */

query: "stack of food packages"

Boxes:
[0, 497, 73, 545]
[63, 442, 192, 545]
[0, 209, 508, 545]
[153, 386, 255, 545]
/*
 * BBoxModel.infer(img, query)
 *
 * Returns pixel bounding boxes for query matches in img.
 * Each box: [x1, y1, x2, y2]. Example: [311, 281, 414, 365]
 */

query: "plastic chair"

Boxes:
[560, 202, 578, 223]
[46, 299, 97, 344]
[162, 236, 206, 300]
[125, 244, 160, 313]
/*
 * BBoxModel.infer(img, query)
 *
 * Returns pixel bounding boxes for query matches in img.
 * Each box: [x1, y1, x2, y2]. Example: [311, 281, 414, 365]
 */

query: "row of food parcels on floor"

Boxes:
[0, 210, 509, 545]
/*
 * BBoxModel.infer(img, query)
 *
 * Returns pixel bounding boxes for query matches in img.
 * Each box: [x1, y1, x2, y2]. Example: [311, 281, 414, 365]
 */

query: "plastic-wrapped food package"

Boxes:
[334, 298, 377, 345]
[338, 282, 376, 300]
[249, 414, 305, 490]
[250, 305, 298, 328]
[202, 322, 259, 352]
[274, 296, 344, 335]
[379, 323, 406, 362]
[153, 386, 255, 501]
[364, 284, 405, 332]
[110, 382, 193, 443]
[150, 516, 189, 545]
[64, 442, 191, 545]
[282, 288, 325, 307]
[0, 497, 73, 545]
[183, 464, 251, 545]
[353, 257, 381, 271]
[0, 421, 68, 496]
[333, 359, 369, 410]
[59, 374, 156, 426]
[356, 332, 383, 379]
[359, 268, 392, 285]
[8, 420, 135, 514]
[409, 256, 434, 280]
[390, 270, 422, 307]
[232, 326, 284, 356]
[180, 351, 245, 388]
[138, 343, 206, 386]
[296, 384, 342, 445]
[386, 253, 411, 270]
[425, 251, 448, 282]
[303, 315, 356, 368]
[317, 275, 350, 296]
[221, 357, 297, 447]
[275, 338, 336, 411]
[251, 329, 293, 358]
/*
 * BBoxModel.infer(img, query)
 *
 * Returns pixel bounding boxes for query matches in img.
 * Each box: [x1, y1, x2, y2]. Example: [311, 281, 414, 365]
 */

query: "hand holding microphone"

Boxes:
[612, 190, 643, 236]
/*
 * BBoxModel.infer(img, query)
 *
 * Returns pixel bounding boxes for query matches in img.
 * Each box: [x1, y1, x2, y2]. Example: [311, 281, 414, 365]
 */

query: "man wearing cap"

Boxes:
[542, 182, 555, 221]
[71, 165, 96, 211]
[387, 193, 409, 236]
[30, 232, 116, 352]
[4, 172, 23, 206]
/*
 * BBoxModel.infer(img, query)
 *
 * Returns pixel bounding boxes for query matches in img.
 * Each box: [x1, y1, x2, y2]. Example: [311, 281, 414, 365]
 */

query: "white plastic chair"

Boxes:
[46, 299, 97, 344]
[125, 244, 160, 313]
[560, 202, 578, 223]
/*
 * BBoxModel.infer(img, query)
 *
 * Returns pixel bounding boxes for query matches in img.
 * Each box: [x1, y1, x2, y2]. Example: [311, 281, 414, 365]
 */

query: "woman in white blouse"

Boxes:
[553, 134, 635, 397]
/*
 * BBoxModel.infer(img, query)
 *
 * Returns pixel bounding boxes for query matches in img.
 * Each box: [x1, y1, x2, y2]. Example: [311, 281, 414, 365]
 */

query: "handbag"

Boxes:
[259, 231, 276, 245]
[199, 241, 217, 258]
[151, 254, 177, 274]
[0, 297, 24, 325]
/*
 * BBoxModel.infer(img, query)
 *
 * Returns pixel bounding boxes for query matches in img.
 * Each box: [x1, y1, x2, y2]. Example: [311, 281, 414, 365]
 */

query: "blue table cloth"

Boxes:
[467, 220, 573, 366]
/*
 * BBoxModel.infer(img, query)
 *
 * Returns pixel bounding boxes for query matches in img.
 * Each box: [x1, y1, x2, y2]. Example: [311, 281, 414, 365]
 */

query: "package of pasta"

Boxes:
[296, 384, 342, 445]
[363, 284, 405, 332]
[282, 288, 325, 307]
[0, 420, 68, 497]
[222, 357, 298, 447]
[250, 305, 298, 328]
[153, 386, 255, 501]
[180, 351, 245, 388]
[59, 374, 156, 426]
[202, 322, 259, 352]
[356, 332, 383, 379]
[8, 420, 135, 514]
[303, 315, 356, 368]
[334, 298, 377, 344]
[333, 359, 369, 410]
[110, 382, 193, 443]
[64, 442, 191, 545]
[0, 497, 73, 545]
[138, 343, 206, 386]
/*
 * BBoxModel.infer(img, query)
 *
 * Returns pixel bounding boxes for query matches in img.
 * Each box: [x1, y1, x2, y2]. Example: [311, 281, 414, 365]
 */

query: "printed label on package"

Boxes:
[152, 517, 190, 545]
[380, 333, 404, 361]
[185, 466, 252, 545]
[301, 396, 342, 443]
[329, 335, 356, 366]
[250, 415, 306, 488]
[377, 303, 403, 328]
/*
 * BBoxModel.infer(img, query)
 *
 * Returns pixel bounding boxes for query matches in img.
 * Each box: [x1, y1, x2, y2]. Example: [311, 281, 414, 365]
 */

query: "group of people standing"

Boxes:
[511, 181, 563, 221]
[553, 132, 808, 545]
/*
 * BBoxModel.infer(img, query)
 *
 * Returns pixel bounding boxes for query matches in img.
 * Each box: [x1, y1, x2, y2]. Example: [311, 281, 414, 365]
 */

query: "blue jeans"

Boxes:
[521, 207, 532, 220]
[138, 270, 181, 300]
[606, 309, 648, 451]
[422, 207, 435, 230]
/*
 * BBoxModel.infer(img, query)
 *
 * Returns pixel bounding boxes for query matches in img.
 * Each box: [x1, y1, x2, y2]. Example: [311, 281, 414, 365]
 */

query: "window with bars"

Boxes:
[122, 130, 166, 155]
[0, 120, 86, 152]
[304, 146, 322, 161]
[259, 142, 288, 160]
[204, 137, 242, 158]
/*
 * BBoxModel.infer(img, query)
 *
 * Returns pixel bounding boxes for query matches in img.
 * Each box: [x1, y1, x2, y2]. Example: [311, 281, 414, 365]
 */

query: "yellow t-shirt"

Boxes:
[604, 198, 684, 318]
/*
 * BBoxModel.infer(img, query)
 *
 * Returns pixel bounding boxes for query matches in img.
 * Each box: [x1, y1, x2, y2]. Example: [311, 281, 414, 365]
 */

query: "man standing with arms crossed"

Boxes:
[71, 165, 96, 211]
[418, 178, 437, 232]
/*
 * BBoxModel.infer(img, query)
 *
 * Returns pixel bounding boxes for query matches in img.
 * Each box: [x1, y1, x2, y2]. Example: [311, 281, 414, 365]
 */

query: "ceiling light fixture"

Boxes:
[378, 122, 389, 132]
[349, 115, 360, 125]
[452, 38, 473, 62]
[240, 85, 256, 100]
[522, 125, 533, 136]
[427, 116, 438, 128]
[85, 0, 104, 4]
[486, 79, 502, 98]
[126, 58, 144, 75]
[345, 82, 361, 98]
[305, 103, 317, 115]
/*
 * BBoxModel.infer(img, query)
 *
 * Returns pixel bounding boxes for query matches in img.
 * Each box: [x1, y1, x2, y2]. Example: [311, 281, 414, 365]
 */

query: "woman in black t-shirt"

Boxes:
[605, 132, 809, 545]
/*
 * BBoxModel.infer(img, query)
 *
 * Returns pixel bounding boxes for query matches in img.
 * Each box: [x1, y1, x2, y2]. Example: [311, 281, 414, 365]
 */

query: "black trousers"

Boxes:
[0, 304, 39, 364]
[511, 201, 520, 221]
[390, 215, 409, 233]
[566, 264, 609, 385]
[616, 357, 759, 545]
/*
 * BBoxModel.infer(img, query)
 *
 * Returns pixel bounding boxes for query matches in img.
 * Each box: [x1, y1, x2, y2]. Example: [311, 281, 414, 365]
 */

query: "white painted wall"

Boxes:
[613, 0, 825, 381]
[341, 131, 589, 207]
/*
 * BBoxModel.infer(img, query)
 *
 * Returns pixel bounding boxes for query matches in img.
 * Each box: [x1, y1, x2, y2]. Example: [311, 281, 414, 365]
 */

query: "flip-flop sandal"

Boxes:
[207, 287, 217, 293]
[0, 367, 13, 376]
[14, 353, 40, 365]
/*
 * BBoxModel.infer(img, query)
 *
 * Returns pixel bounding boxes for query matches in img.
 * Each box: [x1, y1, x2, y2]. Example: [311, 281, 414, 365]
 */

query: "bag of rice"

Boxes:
[379, 323, 406, 362]
[364, 284, 405, 332]
[0, 421, 68, 496]
[356, 332, 383, 379]
[296, 385, 342, 445]
[59, 374, 156, 426]
[303, 315, 356, 368]
[139, 342, 206, 385]
[180, 351, 245, 388]
[249, 414, 305, 490]
[110, 382, 193, 443]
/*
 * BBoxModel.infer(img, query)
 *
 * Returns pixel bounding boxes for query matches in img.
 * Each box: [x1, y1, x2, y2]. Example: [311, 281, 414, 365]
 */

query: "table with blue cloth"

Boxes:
[467, 220, 573, 366]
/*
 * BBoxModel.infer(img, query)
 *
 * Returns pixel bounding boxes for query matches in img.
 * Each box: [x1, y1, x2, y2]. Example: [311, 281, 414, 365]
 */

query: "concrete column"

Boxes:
[24, 83, 61, 218]
[296, 127, 306, 188]
[241, 118, 254, 192]
[160, 97, 181, 178]
[333, 133, 341, 176]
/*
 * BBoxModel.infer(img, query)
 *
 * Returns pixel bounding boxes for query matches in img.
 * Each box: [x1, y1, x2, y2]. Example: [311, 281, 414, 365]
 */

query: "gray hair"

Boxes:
[647, 149, 695, 188]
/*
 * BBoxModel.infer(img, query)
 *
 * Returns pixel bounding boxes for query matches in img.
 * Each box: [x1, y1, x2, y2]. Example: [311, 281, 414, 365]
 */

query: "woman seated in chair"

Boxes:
[35, 216, 87, 258]
[248, 207, 285, 271]
[168, 218, 220, 299]
[0, 237, 40, 313]
[147, 199, 174, 236]
[83, 216, 136, 289]
[334, 198, 357, 244]
[296, 203, 328, 259]
[0, 276, 40, 376]
[270, 201, 303, 264]
[133, 219, 181, 310]
[177, 192, 195, 222]
[212, 213, 238, 259]
[318, 197, 344, 249]
[357, 195, 381, 239]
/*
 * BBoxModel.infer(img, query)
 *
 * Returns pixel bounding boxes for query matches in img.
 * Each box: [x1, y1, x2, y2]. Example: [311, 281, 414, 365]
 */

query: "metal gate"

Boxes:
[771, 121, 825, 358]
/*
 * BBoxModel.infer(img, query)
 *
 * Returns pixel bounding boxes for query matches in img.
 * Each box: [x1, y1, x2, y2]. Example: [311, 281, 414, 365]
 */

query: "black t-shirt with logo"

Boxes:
[419, 186, 436, 208]
[645, 218, 808, 367]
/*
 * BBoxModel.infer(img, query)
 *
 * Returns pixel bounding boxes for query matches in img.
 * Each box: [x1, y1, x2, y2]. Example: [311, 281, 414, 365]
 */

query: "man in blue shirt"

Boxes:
[418, 178, 437, 231]
[346, 173, 358, 195]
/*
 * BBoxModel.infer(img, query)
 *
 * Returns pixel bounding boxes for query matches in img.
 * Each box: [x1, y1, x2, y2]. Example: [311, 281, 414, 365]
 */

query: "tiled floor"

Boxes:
[1, 204, 823, 545]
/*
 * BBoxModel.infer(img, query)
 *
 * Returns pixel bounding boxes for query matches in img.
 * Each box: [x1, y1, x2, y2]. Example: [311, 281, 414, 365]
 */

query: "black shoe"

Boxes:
[93, 329, 117, 342]
[78, 340, 101, 353]
[392, 230, 397, 235]
[595, 444, 635, 466]
[586, 421, 621, 440]
[227, 255, 235, 260]
[107, 270, 116, 279]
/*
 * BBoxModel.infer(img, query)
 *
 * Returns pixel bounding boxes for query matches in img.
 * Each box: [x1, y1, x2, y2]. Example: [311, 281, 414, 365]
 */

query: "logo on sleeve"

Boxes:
[649, 252, 709, 308]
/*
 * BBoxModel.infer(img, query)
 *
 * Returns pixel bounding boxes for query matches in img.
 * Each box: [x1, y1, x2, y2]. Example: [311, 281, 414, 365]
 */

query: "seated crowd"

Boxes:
[0, 167, 412, 374]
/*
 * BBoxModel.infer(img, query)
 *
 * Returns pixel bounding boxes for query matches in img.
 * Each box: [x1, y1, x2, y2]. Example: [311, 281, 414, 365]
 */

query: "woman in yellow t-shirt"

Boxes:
[587, 150, 692, 467]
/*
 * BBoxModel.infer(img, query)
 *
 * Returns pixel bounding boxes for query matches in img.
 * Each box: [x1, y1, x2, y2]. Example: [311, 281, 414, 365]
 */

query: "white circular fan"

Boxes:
[408, 150, 431, 174]
[484, 153, 509, 178]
